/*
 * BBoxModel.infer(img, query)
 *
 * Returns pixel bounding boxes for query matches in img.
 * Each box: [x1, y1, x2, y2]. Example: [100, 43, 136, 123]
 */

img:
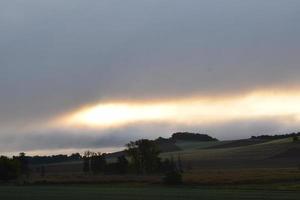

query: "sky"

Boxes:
[1, 0, 300, 155]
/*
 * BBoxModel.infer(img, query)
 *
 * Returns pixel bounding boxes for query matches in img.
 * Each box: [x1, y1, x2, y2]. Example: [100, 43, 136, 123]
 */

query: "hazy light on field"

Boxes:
[60, 90, 300, 128]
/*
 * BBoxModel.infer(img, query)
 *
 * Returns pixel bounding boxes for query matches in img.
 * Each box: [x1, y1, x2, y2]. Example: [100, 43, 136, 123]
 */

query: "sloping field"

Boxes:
[28, 138, 300, 184]
[204, 139, 271, 149]
[175, 140, 230, 150]
[33, 138, 300, 176]
[163, 138, 300, 169]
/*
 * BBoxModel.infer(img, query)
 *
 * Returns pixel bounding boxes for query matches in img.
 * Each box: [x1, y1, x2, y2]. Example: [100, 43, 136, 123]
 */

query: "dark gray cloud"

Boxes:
[0, 123, 174, 153]
[1, 117, 299, 154]
[1, 0, 300, 153]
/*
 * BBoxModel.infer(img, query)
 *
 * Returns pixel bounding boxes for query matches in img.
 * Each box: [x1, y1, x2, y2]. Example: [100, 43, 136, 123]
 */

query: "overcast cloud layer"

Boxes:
[1, 0, 300, 154]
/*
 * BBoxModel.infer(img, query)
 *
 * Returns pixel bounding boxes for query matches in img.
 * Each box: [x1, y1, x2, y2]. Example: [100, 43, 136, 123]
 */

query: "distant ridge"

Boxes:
[153, 132, 218, 152]
[171, 132, 218, 142]
[251, 132, 300, 140]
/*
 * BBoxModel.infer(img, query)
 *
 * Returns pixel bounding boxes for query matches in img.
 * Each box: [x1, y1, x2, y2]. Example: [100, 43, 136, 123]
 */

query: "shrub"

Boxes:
[293, 136, 299, 142]
[163, 171, 182, 185]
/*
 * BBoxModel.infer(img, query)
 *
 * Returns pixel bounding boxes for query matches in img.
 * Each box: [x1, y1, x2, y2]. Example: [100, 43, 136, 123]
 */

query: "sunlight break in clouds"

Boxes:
[58, 90, 300, 129]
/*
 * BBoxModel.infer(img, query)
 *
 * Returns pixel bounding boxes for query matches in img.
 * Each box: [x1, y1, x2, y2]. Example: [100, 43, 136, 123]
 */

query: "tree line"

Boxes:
[2, 132, 223, 184]
[19, 153, 82, 165]
[82, 139, 183, 184]
[0, 153, 29, 182]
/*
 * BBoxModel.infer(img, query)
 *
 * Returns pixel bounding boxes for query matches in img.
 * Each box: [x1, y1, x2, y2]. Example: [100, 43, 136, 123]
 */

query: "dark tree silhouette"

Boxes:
[40, 165, 45, 177]
[177, 154, 183, 173]
[17, 152, 29, 176]
[116, 155, 129, 174]
[83, 151, 107, 174]
[126, 139, 161, 174]
[0, 156, 20, 181]
[90, 152, 106, 174]
[162, 156, 182, 185]
[83, 151, 92, 173]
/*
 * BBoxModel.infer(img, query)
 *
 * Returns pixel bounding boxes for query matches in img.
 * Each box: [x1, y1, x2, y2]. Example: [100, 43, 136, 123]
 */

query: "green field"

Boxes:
[174, 140, 225, 150]
[1, 184, 300, 200]
[161, 137, 300, 170]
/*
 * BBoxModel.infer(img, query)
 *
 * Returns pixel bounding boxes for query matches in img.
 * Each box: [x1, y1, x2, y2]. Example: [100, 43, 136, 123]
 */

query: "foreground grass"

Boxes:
[1, 183, 300, 200]
[28, 167, 300, 185]
[183, 168, 300, 184]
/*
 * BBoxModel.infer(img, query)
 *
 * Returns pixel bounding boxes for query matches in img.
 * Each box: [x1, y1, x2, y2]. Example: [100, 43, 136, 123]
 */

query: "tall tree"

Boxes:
[83, 151, 92, 173]
[17, 152, 29, 176]
[126, 139, 161, 174]
[0, 156, 20, 181]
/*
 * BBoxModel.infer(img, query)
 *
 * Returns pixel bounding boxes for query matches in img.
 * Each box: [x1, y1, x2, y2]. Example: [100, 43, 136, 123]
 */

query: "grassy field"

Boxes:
[183, 168, 300, 184]
[27, 137, 300, 185]
[161, 137, 300, 169]
[4, 137, 300, 199]
[26, 167, 300, 185]
[174, 140, 229, 150]
[1, 184, 300, 200]
[35, 138, 300, 174]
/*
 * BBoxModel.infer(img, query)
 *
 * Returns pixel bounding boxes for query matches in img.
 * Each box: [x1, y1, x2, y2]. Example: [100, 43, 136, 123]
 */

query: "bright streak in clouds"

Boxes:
[60, 90, 300, 128]
[65, 103, 175, 127]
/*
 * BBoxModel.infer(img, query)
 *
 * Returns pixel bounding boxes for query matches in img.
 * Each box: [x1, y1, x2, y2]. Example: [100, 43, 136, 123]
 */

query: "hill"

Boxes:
[251, 132, 300, 140]
[162, 136, 300, 169]
[171, 132, 218, 142]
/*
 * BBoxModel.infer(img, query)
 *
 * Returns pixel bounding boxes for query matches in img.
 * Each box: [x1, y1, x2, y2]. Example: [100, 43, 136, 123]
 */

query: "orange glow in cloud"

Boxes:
[59, 90, 300, 128]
